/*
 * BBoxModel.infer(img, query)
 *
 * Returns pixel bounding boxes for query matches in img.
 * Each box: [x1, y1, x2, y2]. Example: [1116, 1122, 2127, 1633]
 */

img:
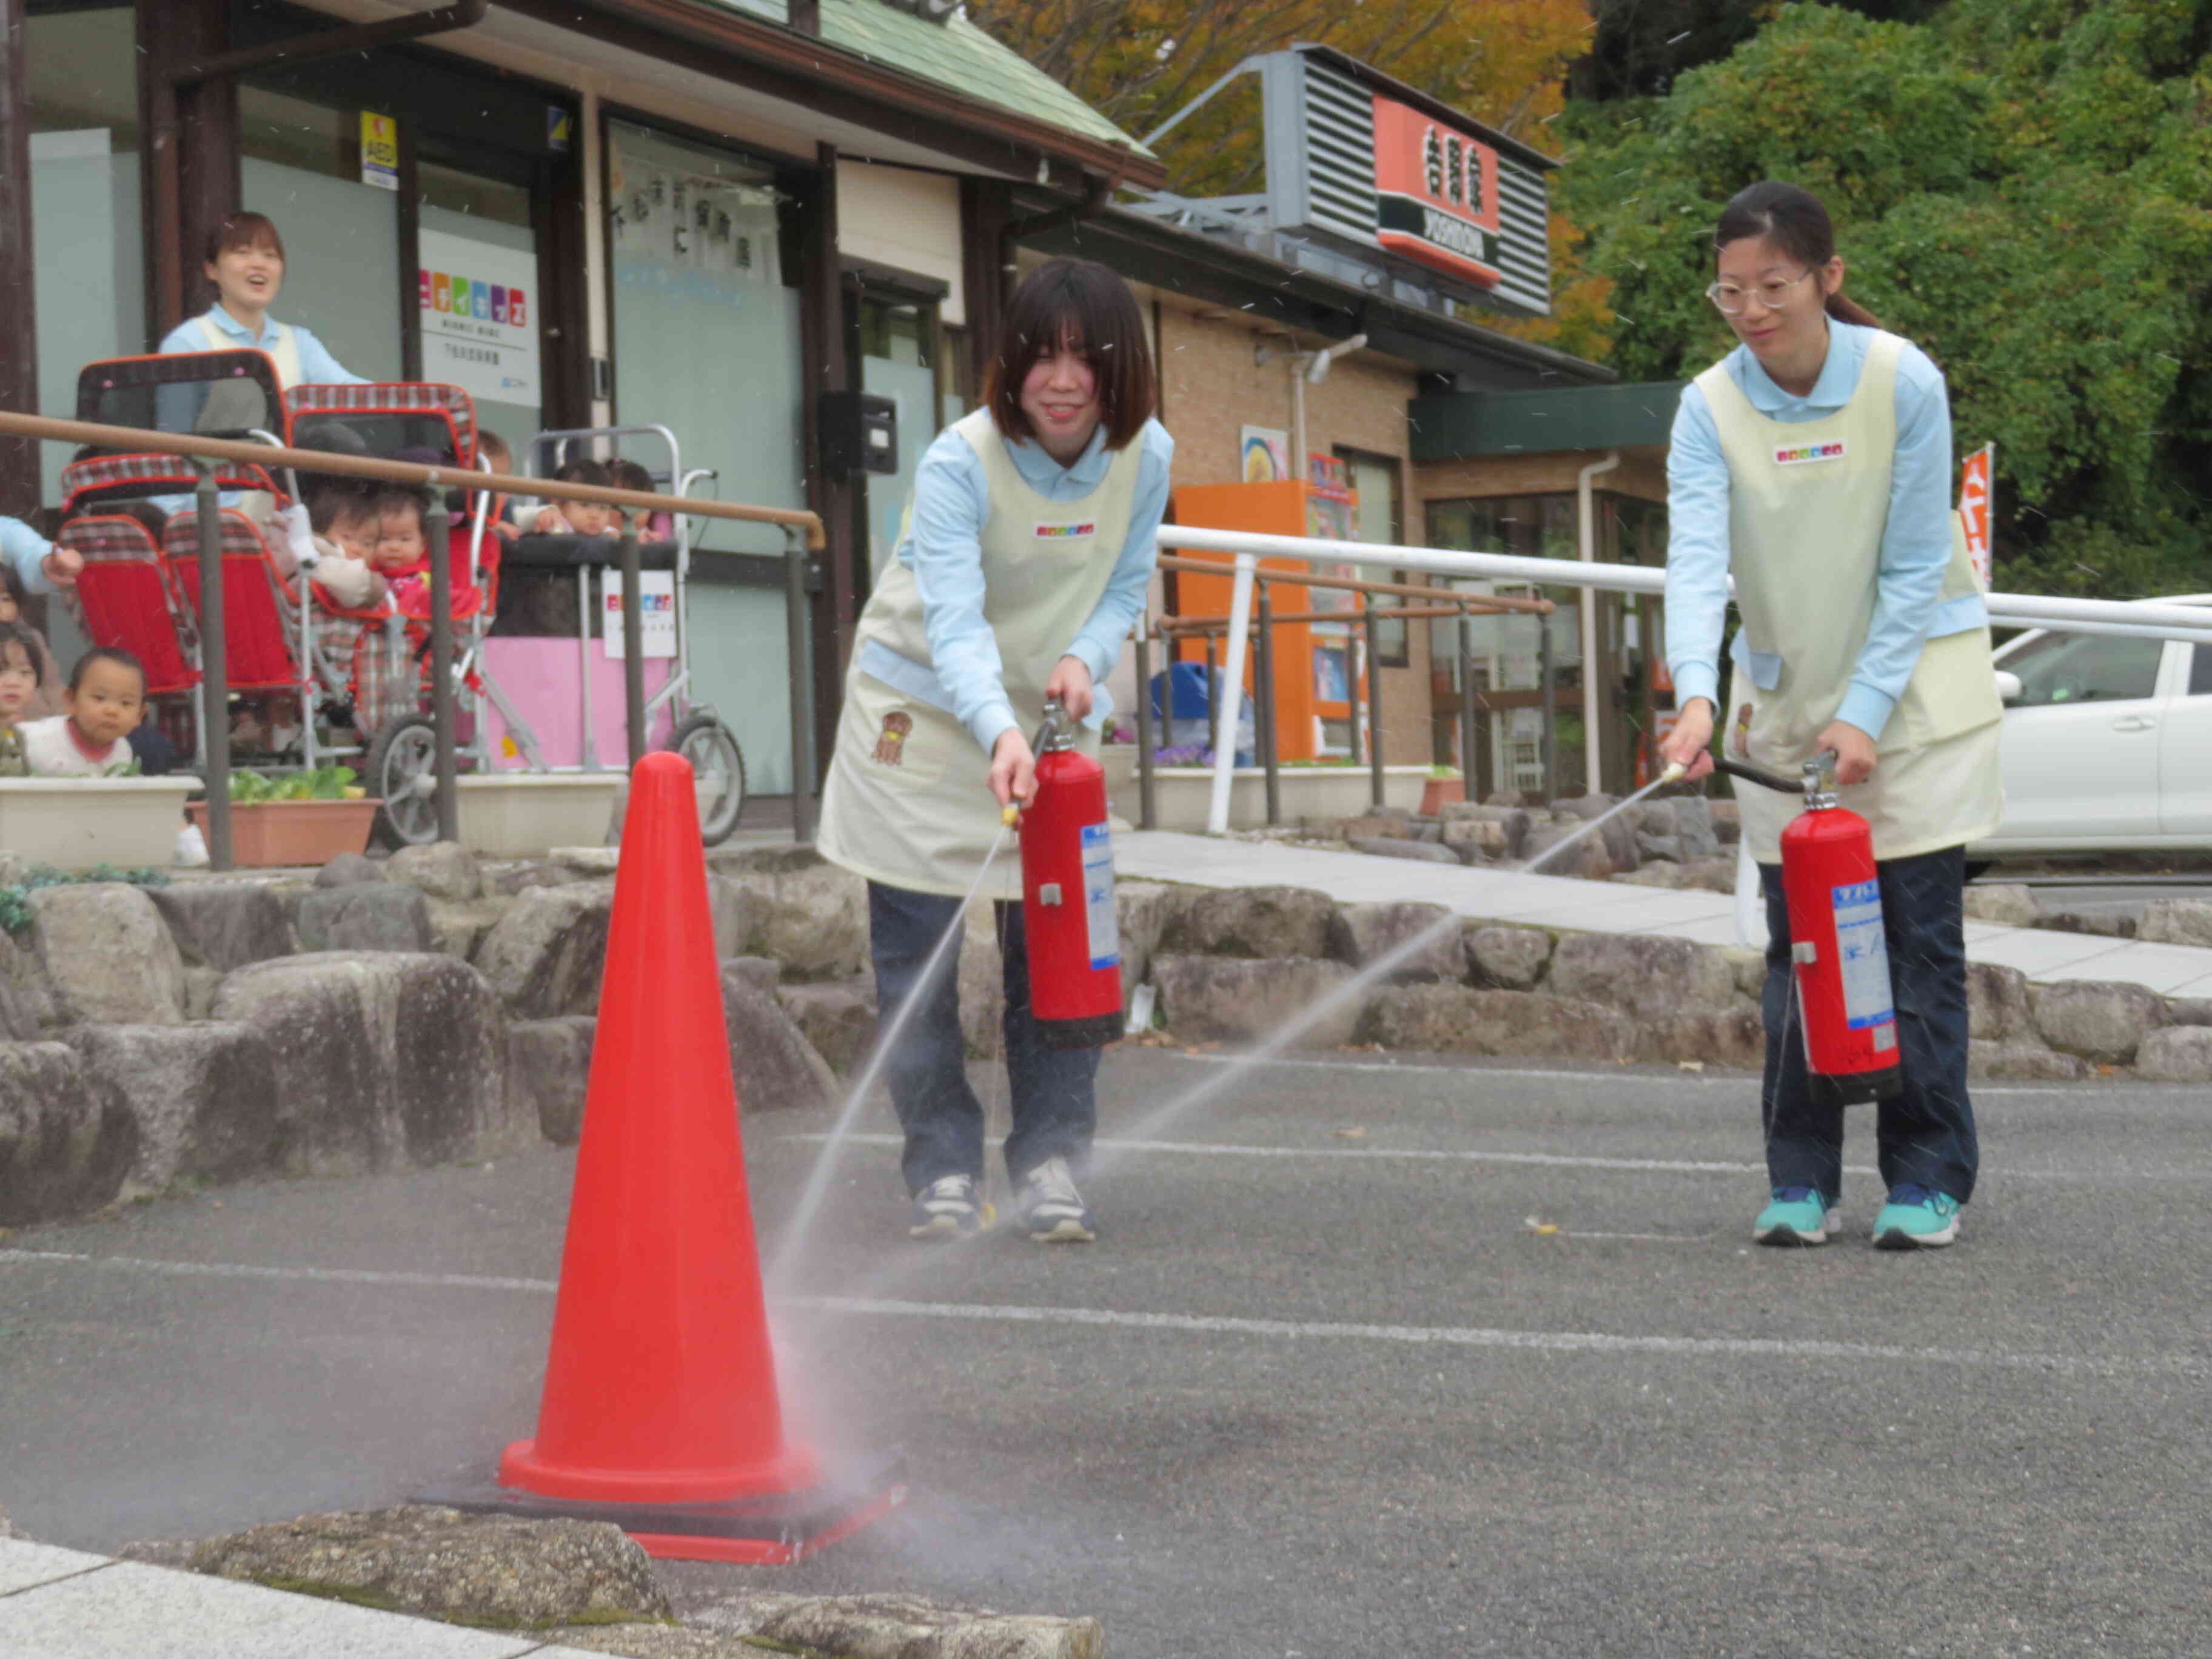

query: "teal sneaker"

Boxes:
[1753, 1186, 1839, 1247]
[1872, 1184, 1962, 1250]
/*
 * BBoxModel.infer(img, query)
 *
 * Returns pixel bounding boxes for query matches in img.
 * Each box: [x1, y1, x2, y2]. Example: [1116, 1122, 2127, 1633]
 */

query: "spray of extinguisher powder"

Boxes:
[1016, 701, 1124, 1050]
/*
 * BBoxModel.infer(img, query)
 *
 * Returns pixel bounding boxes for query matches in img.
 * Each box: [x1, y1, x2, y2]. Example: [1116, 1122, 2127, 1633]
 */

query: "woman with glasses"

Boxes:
[1656, 181, 2002, 1253]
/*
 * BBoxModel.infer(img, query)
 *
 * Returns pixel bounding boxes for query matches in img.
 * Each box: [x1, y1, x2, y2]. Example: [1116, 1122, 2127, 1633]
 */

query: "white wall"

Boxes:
[835, 162, 965, 325]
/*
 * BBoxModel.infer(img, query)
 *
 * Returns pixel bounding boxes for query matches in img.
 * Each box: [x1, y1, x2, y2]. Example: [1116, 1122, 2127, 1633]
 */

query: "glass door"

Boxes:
[856, 292, 940, 584]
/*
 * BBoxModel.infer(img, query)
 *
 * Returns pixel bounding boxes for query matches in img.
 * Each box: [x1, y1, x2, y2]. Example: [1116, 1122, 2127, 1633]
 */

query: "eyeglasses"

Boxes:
[1706, 269, 1818, 315]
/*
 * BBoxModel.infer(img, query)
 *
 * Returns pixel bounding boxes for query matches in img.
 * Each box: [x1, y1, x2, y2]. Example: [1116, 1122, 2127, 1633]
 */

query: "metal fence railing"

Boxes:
[1157, 523, 2212, 836]
[0, 408, 823, 868]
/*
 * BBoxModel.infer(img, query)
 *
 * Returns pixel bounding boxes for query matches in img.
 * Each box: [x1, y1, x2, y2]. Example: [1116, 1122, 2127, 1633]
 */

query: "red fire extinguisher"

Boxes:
[1717, 752, 1903, 1105]
[1015, 700, 1124, 1051]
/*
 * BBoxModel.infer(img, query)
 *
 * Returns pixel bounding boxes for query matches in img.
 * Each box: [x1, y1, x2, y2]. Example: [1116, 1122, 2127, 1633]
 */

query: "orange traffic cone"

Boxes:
[422, 752, 903, 1563]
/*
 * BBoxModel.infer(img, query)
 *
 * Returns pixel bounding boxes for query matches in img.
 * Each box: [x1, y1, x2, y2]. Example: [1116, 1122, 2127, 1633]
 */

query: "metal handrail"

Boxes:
[0, 407, 824, 864]
[1156, 522, 2212, 835]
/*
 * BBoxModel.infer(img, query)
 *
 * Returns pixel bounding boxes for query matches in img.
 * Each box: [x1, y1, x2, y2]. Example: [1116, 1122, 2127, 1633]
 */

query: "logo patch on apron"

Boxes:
[871, 710, 914, 766]
[1774, 440, 1846, 466]
[1034, 520, 1097, 539]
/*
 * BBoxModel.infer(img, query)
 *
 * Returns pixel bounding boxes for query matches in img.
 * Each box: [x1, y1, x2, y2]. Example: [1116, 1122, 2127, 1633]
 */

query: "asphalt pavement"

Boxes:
[3, 1048, 2208, 1658]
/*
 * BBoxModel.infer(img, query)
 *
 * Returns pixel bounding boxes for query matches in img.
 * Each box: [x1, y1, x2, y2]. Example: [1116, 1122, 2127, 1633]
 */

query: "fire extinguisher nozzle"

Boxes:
[1001, 802, 1021, 827]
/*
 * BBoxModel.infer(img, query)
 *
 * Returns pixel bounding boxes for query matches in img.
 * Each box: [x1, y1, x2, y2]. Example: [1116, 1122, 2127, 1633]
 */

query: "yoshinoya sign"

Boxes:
[1370, 97, 1503, 287]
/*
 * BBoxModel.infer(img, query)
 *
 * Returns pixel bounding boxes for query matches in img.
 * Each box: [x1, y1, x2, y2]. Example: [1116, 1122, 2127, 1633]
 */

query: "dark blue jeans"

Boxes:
[868, 882, 1101, 1196]
[1759, 845, 1979, 1205]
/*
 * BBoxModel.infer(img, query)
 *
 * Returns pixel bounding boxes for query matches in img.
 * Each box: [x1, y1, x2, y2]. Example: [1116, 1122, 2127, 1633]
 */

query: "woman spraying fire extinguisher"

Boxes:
[817, 258, 1173, 1246]
[1656, 181, 2003, 1251]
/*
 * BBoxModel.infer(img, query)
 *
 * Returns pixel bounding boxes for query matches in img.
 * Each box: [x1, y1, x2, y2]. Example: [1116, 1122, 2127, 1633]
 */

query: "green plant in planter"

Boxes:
[229, 765, 364, 805]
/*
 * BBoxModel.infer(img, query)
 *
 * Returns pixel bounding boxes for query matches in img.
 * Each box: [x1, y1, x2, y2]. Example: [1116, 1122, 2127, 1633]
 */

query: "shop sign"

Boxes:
[602, 569, 677, 659]
[417, 227, 541, 407]
[1370, 96, 1501, 287]
[1957, 442, 1993, 589]
[360, 113, 399, 191]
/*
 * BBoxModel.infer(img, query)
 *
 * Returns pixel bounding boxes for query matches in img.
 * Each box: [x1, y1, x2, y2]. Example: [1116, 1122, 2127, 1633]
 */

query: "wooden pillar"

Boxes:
[0, 0, 38, 511]
[797, 142, 854, 792]
[138, 0, 239, 344]
[960, 175, 1012, 401]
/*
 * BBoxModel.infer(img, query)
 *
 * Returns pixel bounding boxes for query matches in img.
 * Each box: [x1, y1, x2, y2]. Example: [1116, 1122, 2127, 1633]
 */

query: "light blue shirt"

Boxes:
[899, 416, 1173, 752]
[0, 516, 56, 597]
[157, 304, 367, 386]
[1665, 320, 1980, 741]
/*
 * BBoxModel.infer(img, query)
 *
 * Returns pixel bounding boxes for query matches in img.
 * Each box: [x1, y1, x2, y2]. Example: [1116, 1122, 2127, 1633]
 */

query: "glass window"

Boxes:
[27, 4, 144, 500]
[2002, 631, 2162, 707]
[238, 86, 404, 383]
[859, 295, 939, 582]
[1341, 449, 1406, 666]
[2190, 643, 2212, 697]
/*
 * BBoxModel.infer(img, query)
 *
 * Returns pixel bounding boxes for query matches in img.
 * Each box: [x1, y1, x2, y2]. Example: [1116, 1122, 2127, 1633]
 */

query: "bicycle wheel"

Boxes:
[364, 714, 441, 848]
[668, 711, 746, 845]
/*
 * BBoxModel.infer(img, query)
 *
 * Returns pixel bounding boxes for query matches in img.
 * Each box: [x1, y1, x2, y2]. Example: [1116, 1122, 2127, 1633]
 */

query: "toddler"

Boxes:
[298, 483, 387, 610]
[531, 458, 619, 537]
[609, 458, 674, 540]
[479, 431, 522, 543]
[22, 646, 145, 777]
[0, 620, 41, 776]
[0, 562, 64, 719]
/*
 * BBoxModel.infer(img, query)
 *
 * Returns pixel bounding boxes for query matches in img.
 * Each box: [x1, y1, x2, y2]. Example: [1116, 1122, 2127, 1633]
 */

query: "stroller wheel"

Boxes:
[668, 712, 746, 845]
[366, 714, 442, 848]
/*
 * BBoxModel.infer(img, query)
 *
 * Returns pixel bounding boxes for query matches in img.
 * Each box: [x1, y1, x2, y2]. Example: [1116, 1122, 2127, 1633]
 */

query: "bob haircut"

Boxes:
[204, 211, 286, 269]
[984, 258, 1155, 452]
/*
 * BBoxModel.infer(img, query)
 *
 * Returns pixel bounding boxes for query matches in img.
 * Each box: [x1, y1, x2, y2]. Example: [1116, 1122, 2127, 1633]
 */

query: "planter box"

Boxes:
[457, 771, 626, 857]
[187, 797, 380, 869]
[0, 776, 204, 871]
[1113, 765, 1432, 833]
[1419, 777, 1466, 815]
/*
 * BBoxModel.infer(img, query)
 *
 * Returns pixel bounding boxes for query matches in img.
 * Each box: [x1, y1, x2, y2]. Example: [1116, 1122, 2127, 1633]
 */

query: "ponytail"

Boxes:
[1717, 182, 1879, 327]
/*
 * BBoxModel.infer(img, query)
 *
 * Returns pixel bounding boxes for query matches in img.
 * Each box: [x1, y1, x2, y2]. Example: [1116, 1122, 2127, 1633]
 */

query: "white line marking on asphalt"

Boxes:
[1156, 1050, 2131, 1098]
[3, 1249, 2198, 1379]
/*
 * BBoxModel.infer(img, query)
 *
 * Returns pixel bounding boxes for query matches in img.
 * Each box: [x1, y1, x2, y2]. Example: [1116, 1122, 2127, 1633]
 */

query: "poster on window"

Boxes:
[608, 156, 780, 286]
[417, 228, 540, 407]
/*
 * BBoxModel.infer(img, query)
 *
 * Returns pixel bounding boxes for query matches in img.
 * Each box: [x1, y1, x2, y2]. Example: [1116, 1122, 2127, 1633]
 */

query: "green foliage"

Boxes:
[1558, 0, 2212, 597]
[229, 766, 357, 805]
[0, 863, 172, 936]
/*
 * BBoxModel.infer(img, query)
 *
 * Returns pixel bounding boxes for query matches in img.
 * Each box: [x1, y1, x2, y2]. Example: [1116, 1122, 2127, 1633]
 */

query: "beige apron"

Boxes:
[817, 409, 1145, 899]
[195, 314, 302, 390]
[1699, 330, 2003, 863]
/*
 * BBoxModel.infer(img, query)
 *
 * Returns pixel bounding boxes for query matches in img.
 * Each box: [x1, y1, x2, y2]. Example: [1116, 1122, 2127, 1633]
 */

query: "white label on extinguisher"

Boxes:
[1081, 822, 1119, 971]
[1829, 879, 1895, 1031]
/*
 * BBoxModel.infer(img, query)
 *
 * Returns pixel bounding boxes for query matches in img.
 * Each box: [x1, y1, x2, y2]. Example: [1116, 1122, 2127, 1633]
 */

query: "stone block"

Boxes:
[1484, 788, 1526, 808]
[505, 1016, 594, 1146]
[475, 881, 615, 1018]
[1360, 985, 1638, 1063]
[133, 1505, 671, 1631]
[1325, 902, 1461, 982]
[383, 841, 484, 903]
[1153, 954, 1364, 1048]
[423, 896, 514, 962]
[1518, 822, 1614, 880]
[2134, 1025, 2212, 1082]
[1548, 933, 1736, 1020]
[2031, 979, 2165, 1064]
[0, 929, 56, 1036]
[1441, 818, 1509, 859]
[2165, 997, 2212, 1027]
[313, 853, 384, 888]
[1962, 883, 2040, 927]
[1676, 855, 1742, 893]
[181, 965, 223, 1022]
[1635, 831, 1684, 864]
[1640, 1007, 1765, 1070]
[1966, 962, 2033, 1042]
[1722, 946, 1766, 1000]
[702, 1593, 1102, 1659]
[1614, 862, 1691, 889]
[61, 1023, 279, 1196]
[494, 863, 578, 896]
[1463, 924, 1552, 990]
[722, 956, 782, 994]
[706, 876, 757, 963]
[745, 861, 870, 982]
[1968, 1040, 2093, 1082]
[1673, 796, 1722, 860]
[1439, 803, 1530, 858]
[1165, 885, 1334, 959]
[31, 884, 186, 1026]
[721, 963, 838, 1113]
[210, 953, 508, 1175]
[2136, 898, 2212, 949]
[1349, 835, 1460, 865]
[1113, 880, 1183, 1007]
[146, 883, 295, 971]
[1338, 811, 1411, 842]
[0, 1041, 137, 1226]
[295, 883, 436, 954]
[776, 980, 878, 1076]
[2036, 910, 2134, 938]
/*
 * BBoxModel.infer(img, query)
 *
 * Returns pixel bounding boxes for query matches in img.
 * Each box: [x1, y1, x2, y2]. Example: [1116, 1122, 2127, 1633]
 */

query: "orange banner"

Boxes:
[1957, 443, 1993, 589]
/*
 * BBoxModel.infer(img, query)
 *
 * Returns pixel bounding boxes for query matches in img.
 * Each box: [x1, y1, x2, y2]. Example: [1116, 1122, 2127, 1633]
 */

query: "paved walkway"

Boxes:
[1117, 830, 2212, 996]
[0, 1537, 615, 1658]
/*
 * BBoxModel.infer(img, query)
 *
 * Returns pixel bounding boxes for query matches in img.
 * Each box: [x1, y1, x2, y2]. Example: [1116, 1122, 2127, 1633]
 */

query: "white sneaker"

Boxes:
[175, 823, 210, 868]
[908, 1173, 985, 1240]
[1014, 1156, 1097, 1243]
